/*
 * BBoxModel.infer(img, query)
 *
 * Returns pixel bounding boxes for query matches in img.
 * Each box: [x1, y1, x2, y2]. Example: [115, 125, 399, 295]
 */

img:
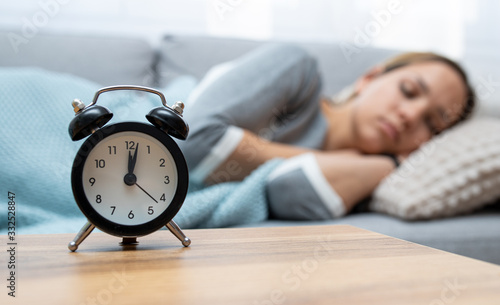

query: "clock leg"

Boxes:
[166, 220, 191, 247]
[68, 221, 95, 252]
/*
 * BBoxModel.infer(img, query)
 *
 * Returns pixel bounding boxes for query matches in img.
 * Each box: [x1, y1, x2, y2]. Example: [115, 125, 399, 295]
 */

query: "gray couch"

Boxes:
[1, 32, 499, 264]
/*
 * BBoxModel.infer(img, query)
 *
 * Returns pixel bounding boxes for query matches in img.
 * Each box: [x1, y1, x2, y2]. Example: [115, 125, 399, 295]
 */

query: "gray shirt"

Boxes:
[178, 43, 328, 183]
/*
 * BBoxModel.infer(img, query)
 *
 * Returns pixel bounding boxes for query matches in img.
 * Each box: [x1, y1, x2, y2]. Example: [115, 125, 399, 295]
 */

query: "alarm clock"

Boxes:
[67, 85, 191, 252]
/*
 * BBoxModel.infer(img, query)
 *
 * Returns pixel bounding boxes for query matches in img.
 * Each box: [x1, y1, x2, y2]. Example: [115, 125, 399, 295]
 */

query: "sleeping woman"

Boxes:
[177, 44, 476, 220]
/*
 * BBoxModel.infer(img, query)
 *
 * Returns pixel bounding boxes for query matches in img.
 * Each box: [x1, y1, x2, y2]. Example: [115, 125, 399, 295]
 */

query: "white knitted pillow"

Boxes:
[370, 118, 500, 220]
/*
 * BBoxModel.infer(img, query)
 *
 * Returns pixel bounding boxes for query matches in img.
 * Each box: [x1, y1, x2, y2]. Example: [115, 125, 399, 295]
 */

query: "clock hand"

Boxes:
[128, 151, 133, 173]
[128, 143, 139, 175]
[124, 147, 158, 204]
[124, 143, 140, 186]
[135, 182, 158, 203]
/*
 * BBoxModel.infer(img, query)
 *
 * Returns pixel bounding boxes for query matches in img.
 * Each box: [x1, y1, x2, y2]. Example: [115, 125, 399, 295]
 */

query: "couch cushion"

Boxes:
[157, 35, 398, 96]
[0, 31, 156, 86]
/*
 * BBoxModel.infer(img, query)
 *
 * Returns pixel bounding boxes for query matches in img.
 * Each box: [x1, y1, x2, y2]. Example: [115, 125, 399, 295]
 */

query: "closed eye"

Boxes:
[399, 81, 418, 99]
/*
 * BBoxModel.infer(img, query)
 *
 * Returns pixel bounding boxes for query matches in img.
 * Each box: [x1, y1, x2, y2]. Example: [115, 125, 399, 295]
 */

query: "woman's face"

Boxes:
[351, 61, 468, 155]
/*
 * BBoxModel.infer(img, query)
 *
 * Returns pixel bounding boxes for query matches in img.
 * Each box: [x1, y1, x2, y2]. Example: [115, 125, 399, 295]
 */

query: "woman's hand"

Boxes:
[314, 150, 396, 212]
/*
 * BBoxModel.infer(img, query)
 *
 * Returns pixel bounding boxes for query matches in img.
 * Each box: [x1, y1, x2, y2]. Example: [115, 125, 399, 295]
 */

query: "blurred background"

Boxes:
[1, 0, 499, 113]
[0, 0, 498, 59]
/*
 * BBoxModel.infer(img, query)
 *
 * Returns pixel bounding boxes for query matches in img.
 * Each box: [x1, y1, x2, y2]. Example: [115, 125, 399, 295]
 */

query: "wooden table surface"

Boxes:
[3, 225, 500, 305]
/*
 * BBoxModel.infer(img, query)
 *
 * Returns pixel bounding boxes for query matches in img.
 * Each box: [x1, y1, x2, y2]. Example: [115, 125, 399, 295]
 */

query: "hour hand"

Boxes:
[124, 144, 139, 186]
[127, 143, 139, 175]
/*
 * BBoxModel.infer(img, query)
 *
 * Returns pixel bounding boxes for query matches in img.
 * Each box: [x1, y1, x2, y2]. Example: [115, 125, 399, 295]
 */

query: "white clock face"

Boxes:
[82, 131, 178, 226]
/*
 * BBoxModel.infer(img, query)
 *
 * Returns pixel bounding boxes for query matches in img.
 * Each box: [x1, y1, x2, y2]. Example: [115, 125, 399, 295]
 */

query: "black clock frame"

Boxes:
[71, 122, 189, 237]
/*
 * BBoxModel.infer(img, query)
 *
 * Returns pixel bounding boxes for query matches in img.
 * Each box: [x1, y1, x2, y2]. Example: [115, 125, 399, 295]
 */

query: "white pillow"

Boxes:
[370, 118, 500, 220]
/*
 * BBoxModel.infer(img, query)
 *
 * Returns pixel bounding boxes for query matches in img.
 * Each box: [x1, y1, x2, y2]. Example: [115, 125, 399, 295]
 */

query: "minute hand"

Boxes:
[128, 143, 139, 174]
[135, 183, 158, 203]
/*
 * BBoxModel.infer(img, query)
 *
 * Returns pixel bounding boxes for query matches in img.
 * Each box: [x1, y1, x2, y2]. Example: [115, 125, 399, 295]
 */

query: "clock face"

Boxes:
[71, 122, 188, 237]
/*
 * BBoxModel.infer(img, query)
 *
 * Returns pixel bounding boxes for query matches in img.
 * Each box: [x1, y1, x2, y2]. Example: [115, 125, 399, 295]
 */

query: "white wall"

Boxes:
[0, 0, 498, 59]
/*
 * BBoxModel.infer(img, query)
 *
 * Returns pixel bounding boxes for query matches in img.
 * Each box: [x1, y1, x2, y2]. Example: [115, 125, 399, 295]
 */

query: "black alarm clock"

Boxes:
[67, 86, 191, 252]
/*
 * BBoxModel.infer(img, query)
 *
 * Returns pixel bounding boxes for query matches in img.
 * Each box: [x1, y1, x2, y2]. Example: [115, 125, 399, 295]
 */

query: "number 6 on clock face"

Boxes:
[71, 122, 188, 237]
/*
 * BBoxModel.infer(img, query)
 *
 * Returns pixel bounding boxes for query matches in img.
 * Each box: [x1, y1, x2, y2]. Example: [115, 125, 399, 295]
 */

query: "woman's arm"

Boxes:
[314, 150, 395, 212]
[206, 129, 312, 183]
[207, 129, 395, 213]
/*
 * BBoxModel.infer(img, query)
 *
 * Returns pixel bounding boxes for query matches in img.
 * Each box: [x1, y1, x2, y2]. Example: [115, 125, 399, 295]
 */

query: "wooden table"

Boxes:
[3, 225, 500, 304]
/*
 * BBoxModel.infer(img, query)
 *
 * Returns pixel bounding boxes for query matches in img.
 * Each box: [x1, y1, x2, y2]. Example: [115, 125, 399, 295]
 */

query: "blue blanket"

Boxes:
[0, 68, 280, 234]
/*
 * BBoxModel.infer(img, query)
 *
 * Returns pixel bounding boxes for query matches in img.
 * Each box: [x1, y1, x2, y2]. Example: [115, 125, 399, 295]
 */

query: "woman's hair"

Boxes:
[333, 52, 476, 128]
